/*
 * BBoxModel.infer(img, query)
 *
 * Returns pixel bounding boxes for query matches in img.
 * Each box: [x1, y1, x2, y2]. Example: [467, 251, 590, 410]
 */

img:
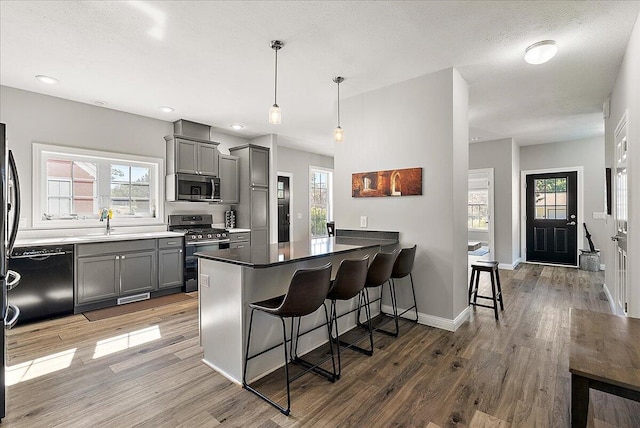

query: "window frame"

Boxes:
[32, 143, 164, 229]
[468, 177, 489, 232]
[308, 166, 333, 238]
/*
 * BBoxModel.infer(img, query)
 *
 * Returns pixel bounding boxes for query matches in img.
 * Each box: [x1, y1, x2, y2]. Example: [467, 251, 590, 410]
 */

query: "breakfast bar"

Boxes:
[196, 234, 397, 384]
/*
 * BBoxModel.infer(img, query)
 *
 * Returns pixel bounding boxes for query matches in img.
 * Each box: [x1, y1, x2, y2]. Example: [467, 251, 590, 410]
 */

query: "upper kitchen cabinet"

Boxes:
[249, 147, 269, 187]
[165, 135, 220, 176]
[218, 154, 239, 204]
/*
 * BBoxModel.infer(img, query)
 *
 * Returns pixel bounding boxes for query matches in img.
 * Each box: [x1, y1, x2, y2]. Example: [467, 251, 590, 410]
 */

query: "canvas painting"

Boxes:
[352, 167, 422, 197]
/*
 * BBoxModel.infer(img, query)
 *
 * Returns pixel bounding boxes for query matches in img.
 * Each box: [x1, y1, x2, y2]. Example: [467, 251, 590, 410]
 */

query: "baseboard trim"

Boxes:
[498, 258, 521, 270]
[201, 358, 241, 385]
[602, 283, 617, 315]
[381, 304, 470, 332]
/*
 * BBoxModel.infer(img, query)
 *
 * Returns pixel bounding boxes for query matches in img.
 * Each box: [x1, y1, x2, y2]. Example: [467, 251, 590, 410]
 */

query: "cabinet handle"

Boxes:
[115, 255, 120, 260]
[167, 241, 177, 245]
[179, 249, 182, 253]
[122, 255, 126, 259]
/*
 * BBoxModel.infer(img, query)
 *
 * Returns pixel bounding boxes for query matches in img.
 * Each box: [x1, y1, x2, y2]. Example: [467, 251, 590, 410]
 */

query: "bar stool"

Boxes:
[327, 221, 335, 237]
[326, 255, 370, 378]
[379, 245, 418, 336]
[468, 260, 504, 320]
[243, 263, 336, 416]
[355, 250, 397, 351]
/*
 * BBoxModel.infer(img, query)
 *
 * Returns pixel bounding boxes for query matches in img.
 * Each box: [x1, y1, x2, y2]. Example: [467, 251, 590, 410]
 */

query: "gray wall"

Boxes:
[277, 145, 334, 242]
[469, 138, 520, 267]
[605, 12, 640, 317]
[520, 137, 607, 264]
[0, 85, 249, 230]
[335, 68, 469, 327]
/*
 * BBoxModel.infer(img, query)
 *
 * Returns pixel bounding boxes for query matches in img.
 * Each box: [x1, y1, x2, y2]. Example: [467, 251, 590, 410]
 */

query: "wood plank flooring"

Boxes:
[3, 264, 640, 427]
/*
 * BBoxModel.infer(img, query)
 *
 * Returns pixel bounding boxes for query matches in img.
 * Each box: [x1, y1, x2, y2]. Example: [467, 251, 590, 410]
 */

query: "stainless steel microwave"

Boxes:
[166, 173, 220, 202]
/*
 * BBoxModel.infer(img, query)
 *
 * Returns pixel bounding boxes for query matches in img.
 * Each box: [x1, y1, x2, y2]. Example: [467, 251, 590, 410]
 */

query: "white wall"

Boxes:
[0, 86, 250, 231]
[519, 137, 607, 264]
[277, 145, 334, 242]
[335, 68, 469, 327]
[469, 138, 520, 267]
[605, 12, 640, 317]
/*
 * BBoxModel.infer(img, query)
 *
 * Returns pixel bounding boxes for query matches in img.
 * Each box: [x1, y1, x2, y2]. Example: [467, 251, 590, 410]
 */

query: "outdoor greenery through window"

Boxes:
[534, 178, 567, 220]
[310, 168, 332, 237]
[468, 189, 488, 230]
[35, 143, 161, 225]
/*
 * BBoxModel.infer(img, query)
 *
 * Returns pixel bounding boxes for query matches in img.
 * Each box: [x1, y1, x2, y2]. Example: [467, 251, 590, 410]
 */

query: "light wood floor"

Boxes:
[4, 264, 640, 427]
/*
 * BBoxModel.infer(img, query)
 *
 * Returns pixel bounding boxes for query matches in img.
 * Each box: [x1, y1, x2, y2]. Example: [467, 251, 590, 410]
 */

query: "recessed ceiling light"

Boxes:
[524, 40, 557, 65]
[230, 124, 244, 130]
[35, 74, 59, 84]
[158, 106, 174, 113]
[93, 100, 108, 106]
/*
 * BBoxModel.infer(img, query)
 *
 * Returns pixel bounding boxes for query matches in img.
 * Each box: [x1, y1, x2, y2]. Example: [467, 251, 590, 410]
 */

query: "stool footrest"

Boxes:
[474, 294, 502, 300]
[291, 357, 336, 383]
[338, 338, 373, 356]
[470, 302, 500, 310]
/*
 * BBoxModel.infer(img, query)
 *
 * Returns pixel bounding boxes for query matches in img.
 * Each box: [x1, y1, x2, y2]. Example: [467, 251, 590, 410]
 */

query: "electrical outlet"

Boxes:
[593, 212, 607, 219]
[360, 216, 368, 228]
[297, 213, 302, 219]
[200, 274, 209, 288]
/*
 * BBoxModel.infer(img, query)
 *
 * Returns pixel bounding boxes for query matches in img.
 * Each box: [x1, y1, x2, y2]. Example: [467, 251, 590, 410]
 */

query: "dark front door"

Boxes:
[526, 171, 578, 265]
[277, 176, 290, 243]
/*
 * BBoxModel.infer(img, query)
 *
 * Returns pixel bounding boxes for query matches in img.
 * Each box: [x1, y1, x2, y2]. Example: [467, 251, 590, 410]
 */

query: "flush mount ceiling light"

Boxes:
[35, 74, 59, 84]
[524, 40, 557, 65]
[269, 40, 284, 124]
[333, 76, 344, 142]
[93, 100, 108, 106]
[158, 106, 174, 113]
[230, 124, 244, 130]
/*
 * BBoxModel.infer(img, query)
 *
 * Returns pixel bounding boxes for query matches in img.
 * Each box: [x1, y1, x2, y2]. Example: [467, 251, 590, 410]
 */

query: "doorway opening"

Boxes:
[520, 167, 583, 266]
[468, 169, 495, 265]
[277, 173, 292, 243]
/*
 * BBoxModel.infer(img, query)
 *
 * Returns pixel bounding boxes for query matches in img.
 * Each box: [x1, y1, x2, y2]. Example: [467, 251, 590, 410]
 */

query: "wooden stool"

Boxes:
[468, 261, 504, 320]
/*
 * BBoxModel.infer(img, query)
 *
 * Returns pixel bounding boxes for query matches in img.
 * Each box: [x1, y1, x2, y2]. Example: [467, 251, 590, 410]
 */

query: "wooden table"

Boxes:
[569, 308, 640, 427]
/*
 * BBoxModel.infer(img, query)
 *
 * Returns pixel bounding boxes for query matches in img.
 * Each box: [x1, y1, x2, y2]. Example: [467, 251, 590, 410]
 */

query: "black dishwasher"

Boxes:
[9, 245, 74, 324]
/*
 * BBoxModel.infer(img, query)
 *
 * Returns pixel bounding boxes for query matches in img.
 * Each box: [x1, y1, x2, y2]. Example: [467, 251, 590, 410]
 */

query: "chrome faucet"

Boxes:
[99, 208, 113, 235]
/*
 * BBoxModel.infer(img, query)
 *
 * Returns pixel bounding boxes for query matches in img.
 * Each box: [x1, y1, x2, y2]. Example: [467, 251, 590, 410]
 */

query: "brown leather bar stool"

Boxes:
[326, 255, 370, 378]
[243, 263, 336, 416]
[355, 250, 397, 352]
[327, 221, 335, 237]
[468, 260, 504, 320]
[380, 245, 419, 336]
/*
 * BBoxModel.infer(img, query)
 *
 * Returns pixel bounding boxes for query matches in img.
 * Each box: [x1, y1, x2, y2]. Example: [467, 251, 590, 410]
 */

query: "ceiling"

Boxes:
[1, 1, 639, 156]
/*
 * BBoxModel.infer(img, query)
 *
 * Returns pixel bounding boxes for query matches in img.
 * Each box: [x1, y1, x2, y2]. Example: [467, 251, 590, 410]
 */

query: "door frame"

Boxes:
[468, 168, 495, 259]
[520, 166, 584, 266]
[277, 171, 293, 242]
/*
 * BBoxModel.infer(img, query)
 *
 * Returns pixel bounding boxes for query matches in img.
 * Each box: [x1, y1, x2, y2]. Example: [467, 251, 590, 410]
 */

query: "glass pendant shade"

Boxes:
[269, 104, 281, 124]
[334, 126, 344, 142]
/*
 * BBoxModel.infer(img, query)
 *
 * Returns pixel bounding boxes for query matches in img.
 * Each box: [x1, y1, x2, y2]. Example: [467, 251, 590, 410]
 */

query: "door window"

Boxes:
[534, 178, 567, 220]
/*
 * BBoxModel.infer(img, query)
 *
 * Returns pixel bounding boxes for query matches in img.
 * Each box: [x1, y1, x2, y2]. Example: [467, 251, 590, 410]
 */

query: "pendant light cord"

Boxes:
[337, 80, 340, 126]
[274, 49, 278, 105]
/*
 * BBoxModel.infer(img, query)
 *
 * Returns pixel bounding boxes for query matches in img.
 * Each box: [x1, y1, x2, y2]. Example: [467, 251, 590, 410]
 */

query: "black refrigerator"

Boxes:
[1, 122, 22, 420]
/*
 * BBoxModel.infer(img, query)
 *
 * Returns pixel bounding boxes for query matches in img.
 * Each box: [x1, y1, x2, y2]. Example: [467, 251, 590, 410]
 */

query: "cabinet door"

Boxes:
[199, 143, 219, 176]
[76, 255, 119, 304]
[119, 251, 157, 295]
[158, 248, 183, 289]
[250, 229, 268, 247]
[250, 187, 269, 229]
[250, 147, 269, 187]
[219, 154, 239, 203]
[176, 139, 198, 174]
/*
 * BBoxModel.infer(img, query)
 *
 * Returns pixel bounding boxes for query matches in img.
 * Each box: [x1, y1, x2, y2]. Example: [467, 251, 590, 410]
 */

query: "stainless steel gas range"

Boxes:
[168, 214, 229, 292]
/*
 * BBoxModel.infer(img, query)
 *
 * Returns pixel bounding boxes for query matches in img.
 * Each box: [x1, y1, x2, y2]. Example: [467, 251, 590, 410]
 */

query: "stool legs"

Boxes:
[468, 264, 505, 320]
[495, 269, 504, 310]
[489, 272, 499, 320]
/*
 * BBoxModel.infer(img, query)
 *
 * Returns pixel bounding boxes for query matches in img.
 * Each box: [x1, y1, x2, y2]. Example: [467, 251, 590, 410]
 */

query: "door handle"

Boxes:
[566, 221, 576, 226]
[611, 236, 619, 241]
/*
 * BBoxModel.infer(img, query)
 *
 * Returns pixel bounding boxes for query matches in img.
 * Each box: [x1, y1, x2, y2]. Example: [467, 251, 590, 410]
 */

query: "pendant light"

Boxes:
[269, 40, 284, 124]
[333, 76, 344, 142]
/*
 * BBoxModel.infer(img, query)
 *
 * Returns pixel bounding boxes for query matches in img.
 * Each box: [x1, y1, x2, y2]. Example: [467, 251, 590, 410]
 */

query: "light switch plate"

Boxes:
[360, 216, 368, 228]
[297, 213, 302, 219]
[200, 274, 209, 288]
[593, 212, 607, 219]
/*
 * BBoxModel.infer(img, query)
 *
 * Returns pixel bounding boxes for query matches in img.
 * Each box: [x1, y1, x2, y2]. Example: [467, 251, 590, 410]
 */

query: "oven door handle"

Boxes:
[185, 239, 231, 246]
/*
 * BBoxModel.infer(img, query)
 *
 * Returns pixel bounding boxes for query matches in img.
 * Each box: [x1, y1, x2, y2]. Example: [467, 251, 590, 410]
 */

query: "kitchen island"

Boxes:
[196, 234, 397, 384]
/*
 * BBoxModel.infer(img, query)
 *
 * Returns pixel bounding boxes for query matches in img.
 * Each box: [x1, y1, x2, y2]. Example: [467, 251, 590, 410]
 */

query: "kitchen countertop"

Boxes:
[14, 231, 185, 247]
[195, 236, 398, 268]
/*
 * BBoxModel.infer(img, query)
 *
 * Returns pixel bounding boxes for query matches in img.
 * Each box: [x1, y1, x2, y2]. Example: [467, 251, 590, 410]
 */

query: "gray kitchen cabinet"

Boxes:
[158, 238, 183, 289]
[229, 145, 270, 246]
[76, 254, 119, 304]
[119, 251, 157, 295]
[165, 135, 220, 176]
[229, 230, 250, 249]
[218, 154, 239, 204]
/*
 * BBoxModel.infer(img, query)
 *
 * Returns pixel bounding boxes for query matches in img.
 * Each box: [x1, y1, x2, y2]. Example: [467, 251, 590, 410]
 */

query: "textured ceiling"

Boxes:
[1, 1, 639, 156]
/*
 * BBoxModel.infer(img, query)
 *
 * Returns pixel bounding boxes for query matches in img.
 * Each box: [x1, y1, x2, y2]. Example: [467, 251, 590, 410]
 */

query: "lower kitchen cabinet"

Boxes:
[75, 237, 183, 312]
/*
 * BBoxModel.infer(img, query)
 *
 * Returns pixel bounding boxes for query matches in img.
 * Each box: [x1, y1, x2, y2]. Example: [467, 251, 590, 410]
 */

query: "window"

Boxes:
[310, 167, 333, 238]
[534, 177, 567, 220]
[468, 189, 489, 230]
[33, 143, 163, 227]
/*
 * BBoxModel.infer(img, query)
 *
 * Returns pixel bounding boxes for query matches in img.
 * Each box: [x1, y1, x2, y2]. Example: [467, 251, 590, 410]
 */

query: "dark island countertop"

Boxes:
[195, 236, 398, 268]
